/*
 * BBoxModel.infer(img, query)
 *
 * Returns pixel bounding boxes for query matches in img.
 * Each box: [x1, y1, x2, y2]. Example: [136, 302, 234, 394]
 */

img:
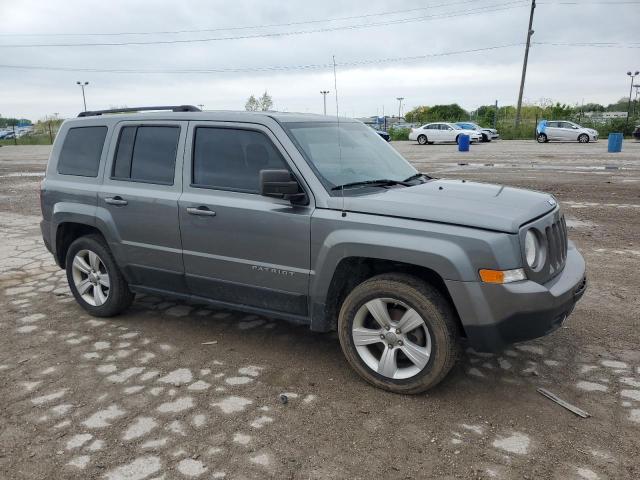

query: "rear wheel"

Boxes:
[537, 133, 548, 143]
[338, 273, 459, 394]
[66, 235, 134, 317]
[578, 133, 589, 143]
[417, 134, 428, 145]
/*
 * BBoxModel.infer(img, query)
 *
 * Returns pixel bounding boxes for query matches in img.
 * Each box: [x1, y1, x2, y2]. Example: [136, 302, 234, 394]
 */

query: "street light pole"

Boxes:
[626, 71, 639, 127]
[320, 91, 330, 115]
[76, 81, 89, 111]
[515, 0, 536, 128]
[396, 97, 404, 122]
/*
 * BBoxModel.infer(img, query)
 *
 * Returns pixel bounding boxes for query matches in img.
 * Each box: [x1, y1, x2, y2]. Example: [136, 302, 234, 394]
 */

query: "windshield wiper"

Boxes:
[403, 172, 431, 183]
[330, 179, 411, 191]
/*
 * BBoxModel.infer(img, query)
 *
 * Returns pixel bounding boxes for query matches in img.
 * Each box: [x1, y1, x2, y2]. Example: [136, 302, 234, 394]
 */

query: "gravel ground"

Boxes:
[0, 140, 639, 480]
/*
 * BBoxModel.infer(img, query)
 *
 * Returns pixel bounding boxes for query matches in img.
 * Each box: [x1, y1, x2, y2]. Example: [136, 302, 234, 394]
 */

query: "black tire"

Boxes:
[578, 134, 589, 143]
[456, 135, 461, 145]
[482, 133, 490, 143]
[537, 133, 548, 143]
[337, 273, 460, 394]
[417, 134, 428, 145]
[65, 234, 134, 317]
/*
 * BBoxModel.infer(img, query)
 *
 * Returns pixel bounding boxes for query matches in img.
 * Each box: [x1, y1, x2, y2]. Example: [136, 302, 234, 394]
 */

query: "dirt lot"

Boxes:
[1, 140, 639, 480]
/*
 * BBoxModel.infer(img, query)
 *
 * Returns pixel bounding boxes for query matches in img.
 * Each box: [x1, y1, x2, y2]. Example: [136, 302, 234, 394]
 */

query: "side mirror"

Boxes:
[260, 169, 307, 205]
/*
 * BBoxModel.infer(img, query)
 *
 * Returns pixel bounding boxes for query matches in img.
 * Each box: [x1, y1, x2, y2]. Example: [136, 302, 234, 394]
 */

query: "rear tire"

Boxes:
[537, 133, 548, 143]
[65, 234, 134, 317]
[337, 273, 459, 394]
[417, 135, 428, 145]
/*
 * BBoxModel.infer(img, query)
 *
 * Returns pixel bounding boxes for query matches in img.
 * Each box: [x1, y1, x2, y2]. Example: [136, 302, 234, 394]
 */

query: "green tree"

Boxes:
[258, 91, 273, 111]
[245, 95, 259, 111]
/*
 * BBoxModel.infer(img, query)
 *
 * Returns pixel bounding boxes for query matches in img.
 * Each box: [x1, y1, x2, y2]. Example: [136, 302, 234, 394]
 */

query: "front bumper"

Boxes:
[445, 242, 586, 352]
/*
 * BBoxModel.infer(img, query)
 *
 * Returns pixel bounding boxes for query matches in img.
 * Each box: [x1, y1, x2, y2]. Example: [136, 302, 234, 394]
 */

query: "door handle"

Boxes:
[187, 206, 216, 217]
[105, 196, 128, 206]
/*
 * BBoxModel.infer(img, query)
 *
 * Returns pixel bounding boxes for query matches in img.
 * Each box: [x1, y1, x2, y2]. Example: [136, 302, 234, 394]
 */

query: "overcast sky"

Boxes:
[1, 0, 638, 120]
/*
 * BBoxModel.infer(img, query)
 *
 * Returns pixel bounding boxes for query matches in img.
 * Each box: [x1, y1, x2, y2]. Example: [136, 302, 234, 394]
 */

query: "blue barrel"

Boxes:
[458, 134, 470, 152]
[607, 133, 623, 153]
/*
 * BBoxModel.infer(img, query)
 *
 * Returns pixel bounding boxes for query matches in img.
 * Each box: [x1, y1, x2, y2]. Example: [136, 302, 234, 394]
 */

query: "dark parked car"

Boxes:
[40, 106, 586, 394]
[375, 129, 390, 142]
[633, 125, 640, 141]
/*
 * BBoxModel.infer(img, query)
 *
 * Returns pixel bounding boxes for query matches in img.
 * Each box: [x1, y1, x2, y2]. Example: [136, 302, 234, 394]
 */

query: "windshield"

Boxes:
[283, 121, 417, 194]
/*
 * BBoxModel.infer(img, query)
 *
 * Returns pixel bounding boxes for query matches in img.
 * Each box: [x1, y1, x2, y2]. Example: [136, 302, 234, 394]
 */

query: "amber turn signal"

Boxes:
[479, 268, 526, 284]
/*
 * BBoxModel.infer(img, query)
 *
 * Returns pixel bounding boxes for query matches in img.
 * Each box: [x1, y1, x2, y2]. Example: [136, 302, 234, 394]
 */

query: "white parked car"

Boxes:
[409, 122, 482, 145]
[536, 121, 598, 143]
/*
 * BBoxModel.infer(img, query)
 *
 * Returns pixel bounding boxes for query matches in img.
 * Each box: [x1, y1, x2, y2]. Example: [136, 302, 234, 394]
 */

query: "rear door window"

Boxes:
[58, 126, 107, 177]
[112, 125, 180, 185]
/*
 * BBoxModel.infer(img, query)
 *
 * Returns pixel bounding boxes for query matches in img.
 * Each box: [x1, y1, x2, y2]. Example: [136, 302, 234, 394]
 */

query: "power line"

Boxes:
[0, 2, 529, 48]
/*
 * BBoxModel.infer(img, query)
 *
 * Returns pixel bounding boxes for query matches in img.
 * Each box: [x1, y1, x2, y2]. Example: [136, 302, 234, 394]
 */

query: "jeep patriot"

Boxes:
[40, 105, 587, 393]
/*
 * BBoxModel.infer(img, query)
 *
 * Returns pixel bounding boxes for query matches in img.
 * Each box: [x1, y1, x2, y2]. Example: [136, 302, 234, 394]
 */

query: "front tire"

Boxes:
[66, 234, 134, 317]
[338, 274, 459, 394]
[417, 134, 428, 145]
[537, 133, 548, 143]
[578, 133, 589, 143]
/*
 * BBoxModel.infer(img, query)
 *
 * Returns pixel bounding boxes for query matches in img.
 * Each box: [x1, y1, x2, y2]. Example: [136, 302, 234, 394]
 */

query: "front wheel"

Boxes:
[66, 234, 134, 317]
[338, 273, 459, 394]
[537, 133, 548, 143]
[417, 134, 428, 145]
[578, 133, 589, 143]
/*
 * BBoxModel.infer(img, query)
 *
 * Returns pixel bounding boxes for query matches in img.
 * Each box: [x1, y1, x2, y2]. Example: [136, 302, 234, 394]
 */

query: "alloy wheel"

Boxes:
[71, 249, 110, 306]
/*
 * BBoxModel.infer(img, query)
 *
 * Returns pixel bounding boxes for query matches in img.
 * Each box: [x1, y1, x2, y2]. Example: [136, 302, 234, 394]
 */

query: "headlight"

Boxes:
[524, 229, 540, 268]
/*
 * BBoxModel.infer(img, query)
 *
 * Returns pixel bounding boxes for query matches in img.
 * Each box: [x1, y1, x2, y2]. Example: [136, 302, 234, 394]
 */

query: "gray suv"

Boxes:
[40, 105, 587, 393]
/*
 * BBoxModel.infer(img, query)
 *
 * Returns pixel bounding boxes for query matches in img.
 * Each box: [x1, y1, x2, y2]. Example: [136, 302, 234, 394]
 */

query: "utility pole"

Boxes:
[626, 71, 639, 128]
[396, 97, 404, 122]
[515, 0, 536, 128]
[320, 90, 330, 115]
[493, 100, 498, 129]
[76, 81, 89, 111]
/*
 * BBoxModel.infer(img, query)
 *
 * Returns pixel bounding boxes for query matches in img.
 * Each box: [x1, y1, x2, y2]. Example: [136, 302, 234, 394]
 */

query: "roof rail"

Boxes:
[78, 105, 201, 117]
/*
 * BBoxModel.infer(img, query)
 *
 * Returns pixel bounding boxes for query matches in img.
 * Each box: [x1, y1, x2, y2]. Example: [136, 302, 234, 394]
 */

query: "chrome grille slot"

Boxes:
[546, 215, 567, 275]
[522, 209, 569, 283]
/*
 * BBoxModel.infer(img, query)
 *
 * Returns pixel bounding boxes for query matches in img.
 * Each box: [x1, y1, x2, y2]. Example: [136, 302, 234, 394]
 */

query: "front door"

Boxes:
[178, 122, 313, 317]
[99, 121, 188, 292]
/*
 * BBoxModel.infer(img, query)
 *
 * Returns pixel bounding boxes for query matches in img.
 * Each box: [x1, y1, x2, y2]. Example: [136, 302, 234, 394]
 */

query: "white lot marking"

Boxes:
[67, 335, 91, 345]
[225, 376, 253, 385]
[0, 365, 8, 371]
[213, 373, 225, 379]
[451, 438, 463, 445]
[620, 377, 640, 388]
[577, 467, 600, 480]
[601, 360, 628, 369]
[172, 449, 187, 457]
[86, 319, 106, 327]
[116, 342, 132, 348]
[250, 453, 271, 467]
[40, 366, 57, 375]
[21, 381, 42, 392]
[51, 404, 73, 415]
[167, 420, 186, 436]
[32, 389, 67, 405]
[467, 368, 485, 378]
[629, 410, 640, 424]
[492, 432, 530, 455]
[211, 396, 253, 414]
[157, 396, 194, 413]
[192, 414, 207, 428]
[576, 381, 608, 392]
[82, 405, 126, 428]
[138, 352, 156, 364]
[86, 439, 104, 451]
[119, 332, 140, 339]
[93, 341, 111, 350]
[177, 458, 207, 477]
[188, 380, 211, 391]
[621, 390, 640, 401]
[97, 364, 118, 374]
[238, 366, 263, 377]
[124, 385, 145, 395]
[18, 313, 45, 323]
[141, 438, 169, 449]
[158, 344, 173, 351]
[66, 433, 93, 450]
[67, 455, 91, 469]
[237, 319, 266, 330]
[200, 368, 211, 376]
[544, 360, 560, 367]
[157, 368, 193, 385]
[211, 472, 226, 479]
[17, 325, 38, 333]
[123, 416, 158, 441]
[250, 416, 274, 429]
[282, 392, 299, 399]
[149, 387, 164, 396]
[5, 286, 34, 296]
[515, 345, 544, 355]
[461, 424, 484, 435]
[233, 432, 251, 445]
[579, 365, 598, 374]
[107, 367, 145, 383]
[139, 370, 160, 382]
[104, 456, 162, 480]
[54, 419, 71, 429]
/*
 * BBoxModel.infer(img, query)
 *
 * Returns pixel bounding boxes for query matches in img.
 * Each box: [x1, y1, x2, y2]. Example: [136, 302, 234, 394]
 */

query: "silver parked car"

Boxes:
[537, 121, 599, 143]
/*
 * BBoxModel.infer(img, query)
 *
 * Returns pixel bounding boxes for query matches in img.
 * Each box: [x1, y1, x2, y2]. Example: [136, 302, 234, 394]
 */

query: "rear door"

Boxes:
[99, 121, 188, 293]
[545, 121, 561, 140]
[178, 121, 312, 317]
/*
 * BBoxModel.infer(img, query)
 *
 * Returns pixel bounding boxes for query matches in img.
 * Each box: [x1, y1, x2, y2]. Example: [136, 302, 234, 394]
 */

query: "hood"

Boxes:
[337, 179, 556, 233]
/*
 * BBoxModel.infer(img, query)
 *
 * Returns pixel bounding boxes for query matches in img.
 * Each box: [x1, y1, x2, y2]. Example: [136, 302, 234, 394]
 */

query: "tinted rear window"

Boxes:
[58, 126, 107, 177]
[112, 126, 179, 185]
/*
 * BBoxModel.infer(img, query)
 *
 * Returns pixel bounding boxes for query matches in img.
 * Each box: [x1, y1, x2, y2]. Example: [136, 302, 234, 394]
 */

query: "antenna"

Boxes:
[333, 55, 346, 217]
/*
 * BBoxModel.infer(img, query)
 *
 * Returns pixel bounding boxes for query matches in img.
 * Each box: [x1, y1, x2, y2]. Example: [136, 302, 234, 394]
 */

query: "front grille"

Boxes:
[544, 215, 568, 277]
